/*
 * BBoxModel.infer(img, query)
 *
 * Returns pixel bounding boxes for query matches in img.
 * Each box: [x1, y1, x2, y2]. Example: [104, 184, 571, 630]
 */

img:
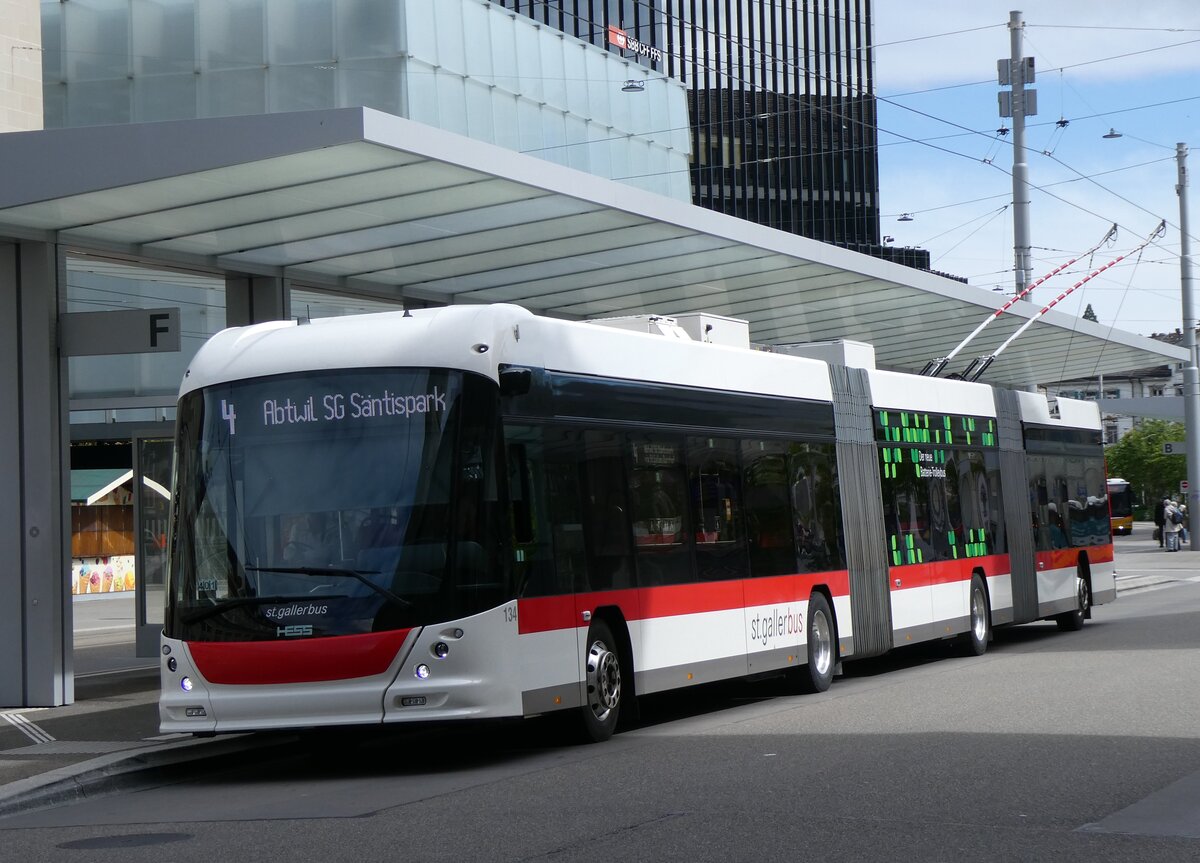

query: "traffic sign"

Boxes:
[1163, 441, 1187, 455]
[1183, 480, 1190, 494]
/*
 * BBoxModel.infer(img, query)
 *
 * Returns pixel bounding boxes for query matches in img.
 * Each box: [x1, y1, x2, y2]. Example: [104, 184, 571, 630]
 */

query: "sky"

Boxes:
[871, 1, 1200, 338]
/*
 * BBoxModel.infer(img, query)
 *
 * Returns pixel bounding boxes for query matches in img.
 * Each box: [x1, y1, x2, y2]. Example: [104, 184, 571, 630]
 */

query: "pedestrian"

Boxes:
[1164, 499, 1185, 551]
[1154, 497, 1167, 547]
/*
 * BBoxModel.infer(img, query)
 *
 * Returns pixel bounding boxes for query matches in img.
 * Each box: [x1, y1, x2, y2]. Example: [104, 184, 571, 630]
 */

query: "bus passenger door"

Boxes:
[504, 425, 586, 714]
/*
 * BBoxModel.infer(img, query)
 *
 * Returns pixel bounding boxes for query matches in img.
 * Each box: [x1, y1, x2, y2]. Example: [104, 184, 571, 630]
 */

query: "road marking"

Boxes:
[1080, 769, 1200, 839]
[0, 712, 56, 744]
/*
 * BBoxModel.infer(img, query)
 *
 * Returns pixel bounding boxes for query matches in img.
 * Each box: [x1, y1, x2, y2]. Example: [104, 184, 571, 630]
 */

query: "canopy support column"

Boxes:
[226, 275, 290, 326]
[0, 240, 72, 707]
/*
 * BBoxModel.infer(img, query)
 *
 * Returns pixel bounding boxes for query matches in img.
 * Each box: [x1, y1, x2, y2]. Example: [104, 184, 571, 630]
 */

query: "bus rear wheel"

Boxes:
[960, 574, 990, 656]
[1055, 574, 1090, 632]
[579, 620, 622, 743]
[792, 593, 835, 694]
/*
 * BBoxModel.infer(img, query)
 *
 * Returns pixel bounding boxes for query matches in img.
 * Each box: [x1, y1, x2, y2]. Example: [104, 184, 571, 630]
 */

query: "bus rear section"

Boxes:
[1018, 394, 1117, 624]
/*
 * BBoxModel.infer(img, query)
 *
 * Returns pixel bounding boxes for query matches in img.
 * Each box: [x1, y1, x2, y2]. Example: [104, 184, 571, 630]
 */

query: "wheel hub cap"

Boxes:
[587, 640, 621, 719]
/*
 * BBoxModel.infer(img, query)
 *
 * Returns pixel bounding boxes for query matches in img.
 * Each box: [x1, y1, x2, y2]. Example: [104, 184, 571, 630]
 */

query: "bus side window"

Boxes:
[503, 425, 585, 598]
[788, 442, 843, 572]
[582, 430, 634, 592]
[943, 455, 964, 559]
[687, 436, 746, 582]
[742, 440, 797, 577]
[627, 435, 691, 587]
[982, 451, 1005, 554]
[1028, 456, 1051, 551]
[879, 443, 932, 566]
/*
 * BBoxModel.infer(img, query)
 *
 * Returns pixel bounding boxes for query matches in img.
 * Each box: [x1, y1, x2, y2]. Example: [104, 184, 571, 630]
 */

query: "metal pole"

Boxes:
[1177, 143, 1200, 550]
[1010, 11, 1033, 295]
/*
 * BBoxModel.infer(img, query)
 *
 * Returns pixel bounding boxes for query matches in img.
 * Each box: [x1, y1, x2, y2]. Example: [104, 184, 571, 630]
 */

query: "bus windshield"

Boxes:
[1107, 480, 1133, 519]
[165, 368, 506, 642]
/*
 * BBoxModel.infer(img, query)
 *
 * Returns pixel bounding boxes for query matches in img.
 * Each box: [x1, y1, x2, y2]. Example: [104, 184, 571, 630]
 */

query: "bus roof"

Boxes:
[181, 304, 1100, 430]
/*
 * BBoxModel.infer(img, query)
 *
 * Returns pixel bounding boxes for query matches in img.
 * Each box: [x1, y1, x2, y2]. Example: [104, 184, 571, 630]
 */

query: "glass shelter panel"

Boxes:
[66, 256, 225, 404]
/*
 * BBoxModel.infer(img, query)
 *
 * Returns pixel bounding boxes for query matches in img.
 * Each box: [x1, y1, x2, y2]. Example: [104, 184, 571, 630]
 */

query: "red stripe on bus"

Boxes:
[517, 572, 852, 635]
[889, 554, 1011, 589]
[1034, 543, 1113, 570]
[188, 629, 411, 685]
[742, 571, 851, 604]
[518, 542, 1108, 634]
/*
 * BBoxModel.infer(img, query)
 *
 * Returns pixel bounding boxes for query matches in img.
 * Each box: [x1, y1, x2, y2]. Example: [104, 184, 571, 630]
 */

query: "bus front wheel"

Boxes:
[580, 620, 622, 743]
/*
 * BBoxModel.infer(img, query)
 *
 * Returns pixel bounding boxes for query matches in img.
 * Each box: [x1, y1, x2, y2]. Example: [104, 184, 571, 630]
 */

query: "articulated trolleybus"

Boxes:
[160, 305, 1115, 742]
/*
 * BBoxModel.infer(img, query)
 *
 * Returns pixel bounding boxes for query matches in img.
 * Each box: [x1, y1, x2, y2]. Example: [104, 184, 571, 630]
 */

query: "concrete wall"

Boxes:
[1, 0, 42, 132]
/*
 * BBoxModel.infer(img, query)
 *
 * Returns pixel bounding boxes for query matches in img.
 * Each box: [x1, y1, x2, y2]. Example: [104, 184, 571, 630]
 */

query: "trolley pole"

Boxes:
[1178, 143, 1200, 549]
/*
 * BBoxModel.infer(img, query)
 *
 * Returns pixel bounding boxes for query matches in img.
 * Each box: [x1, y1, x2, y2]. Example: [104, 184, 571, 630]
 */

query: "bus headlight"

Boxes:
[415, 664, 431, 679]
[432, 641, 449, 659]
[180, 676, 194, 692]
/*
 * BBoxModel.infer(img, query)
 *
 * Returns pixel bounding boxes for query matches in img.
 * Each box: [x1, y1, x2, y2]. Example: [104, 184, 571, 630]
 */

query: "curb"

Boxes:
[0, 733, 292, 820]
[1116, 575, 1187, 593]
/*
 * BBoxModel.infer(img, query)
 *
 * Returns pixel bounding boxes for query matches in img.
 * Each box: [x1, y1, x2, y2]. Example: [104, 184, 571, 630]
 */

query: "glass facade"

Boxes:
[40, 0, 691, 200]
[668, 0, 877, 246]
[498, 0, 931, 268]
[66, 255, 225, 413]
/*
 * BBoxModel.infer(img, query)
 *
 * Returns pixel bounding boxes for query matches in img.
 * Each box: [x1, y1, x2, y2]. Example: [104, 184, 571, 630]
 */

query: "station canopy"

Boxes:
[0, 107, 1184, 388]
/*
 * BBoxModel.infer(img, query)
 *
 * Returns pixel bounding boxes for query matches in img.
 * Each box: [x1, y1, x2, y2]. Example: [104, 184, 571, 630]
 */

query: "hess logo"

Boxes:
[277, 624, 313, 638]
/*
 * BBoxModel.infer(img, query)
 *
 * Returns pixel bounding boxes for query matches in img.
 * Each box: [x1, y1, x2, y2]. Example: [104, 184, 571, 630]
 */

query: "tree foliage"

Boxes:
[1104, 419, 1187, 503]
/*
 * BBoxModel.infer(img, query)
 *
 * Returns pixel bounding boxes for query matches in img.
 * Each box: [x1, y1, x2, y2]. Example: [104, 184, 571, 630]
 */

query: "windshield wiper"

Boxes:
[179, 594, 337, 625]
[245, 565, 414, 609]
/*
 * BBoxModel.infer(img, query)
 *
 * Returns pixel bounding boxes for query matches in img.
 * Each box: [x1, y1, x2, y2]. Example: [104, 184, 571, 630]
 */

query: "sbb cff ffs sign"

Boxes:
[606, 25, 662, 63]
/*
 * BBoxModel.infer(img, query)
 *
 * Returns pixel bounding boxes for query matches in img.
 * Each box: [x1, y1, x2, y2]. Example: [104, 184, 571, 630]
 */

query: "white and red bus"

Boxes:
[159, 304, 1115, 741]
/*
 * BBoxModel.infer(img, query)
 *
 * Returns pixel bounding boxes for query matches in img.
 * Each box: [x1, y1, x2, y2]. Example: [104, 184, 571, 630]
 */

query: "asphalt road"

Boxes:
[7, 539, 1199, 862]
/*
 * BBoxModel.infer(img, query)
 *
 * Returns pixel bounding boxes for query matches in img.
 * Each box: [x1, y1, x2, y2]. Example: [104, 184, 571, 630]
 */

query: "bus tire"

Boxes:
[961, 574, 990, 656]
[794, 593, 835, 694]
[579, 619, 623, 743]
[1055, 574, 1090, 632]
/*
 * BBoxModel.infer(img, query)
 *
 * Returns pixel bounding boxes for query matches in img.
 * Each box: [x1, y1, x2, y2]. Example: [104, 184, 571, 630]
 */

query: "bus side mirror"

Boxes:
[499, 367, 532, 397]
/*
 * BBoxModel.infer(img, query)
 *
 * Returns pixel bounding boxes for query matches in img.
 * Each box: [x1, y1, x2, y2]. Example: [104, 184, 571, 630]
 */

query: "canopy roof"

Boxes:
[70, 469, 130, 505]
[0, 107, 1183, 387]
